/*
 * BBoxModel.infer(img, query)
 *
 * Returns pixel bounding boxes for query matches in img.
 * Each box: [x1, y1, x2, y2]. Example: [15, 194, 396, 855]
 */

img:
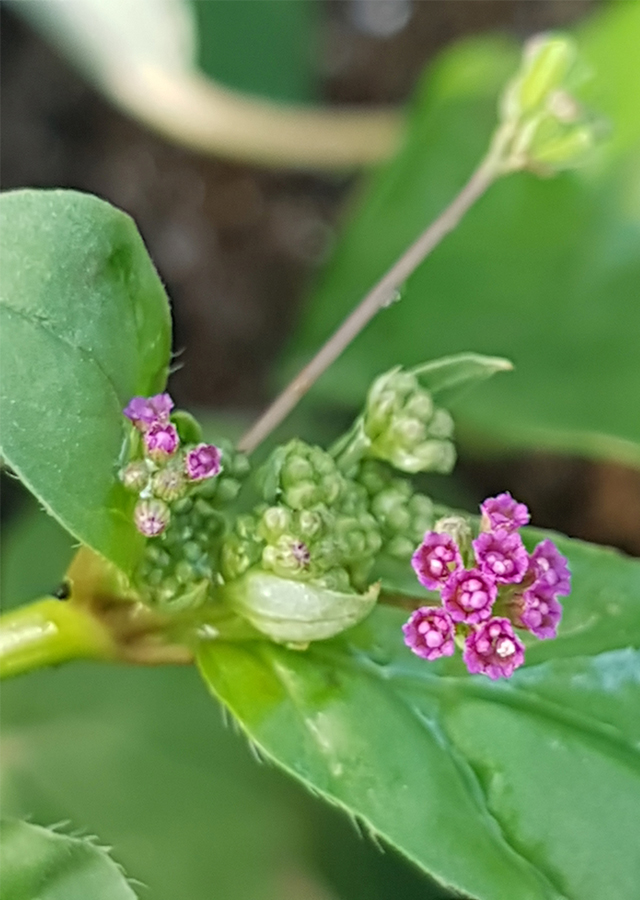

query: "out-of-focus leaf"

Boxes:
[0, 189, 172, 573]
[199, 532, 640, 900]
[411, 352, 512, 405]
[191, 0, 319, 103]
[280, 4, 640, 467]
[0, 499, 75, 613]
[0, 818, 136, 900]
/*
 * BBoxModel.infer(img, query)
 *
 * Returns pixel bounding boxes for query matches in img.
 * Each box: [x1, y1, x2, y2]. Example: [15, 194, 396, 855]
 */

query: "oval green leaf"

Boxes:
[198, 532, 640, 900]
[0, 819, 137, 900]
[0, 189, 172, 572]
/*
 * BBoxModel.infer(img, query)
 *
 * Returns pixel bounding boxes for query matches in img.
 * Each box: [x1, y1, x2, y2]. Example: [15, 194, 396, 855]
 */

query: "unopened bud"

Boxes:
[120, 461, 149, 493]
[500, 33, 599, 175]
[515, 35, 575, 116]
[152, 464, 187, 502]
[363, 367, 456, 474]
[134, 498, 170, 537]
[259, 506, 293, 540]
[214, 477, 241, 505]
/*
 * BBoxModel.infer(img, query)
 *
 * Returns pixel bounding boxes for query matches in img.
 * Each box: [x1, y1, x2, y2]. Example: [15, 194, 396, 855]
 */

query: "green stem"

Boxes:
[0, 599, 116, 680]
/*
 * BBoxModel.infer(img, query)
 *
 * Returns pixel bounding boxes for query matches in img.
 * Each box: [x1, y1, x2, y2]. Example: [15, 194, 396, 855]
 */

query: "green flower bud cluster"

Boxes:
[357, 460, 434, 560]
[126, 435, 251, 612]
[221, 440, 383, 593]
[362, 367, 455, 475]
[134, 492, 225, 611]
[500, 34, 599, 174]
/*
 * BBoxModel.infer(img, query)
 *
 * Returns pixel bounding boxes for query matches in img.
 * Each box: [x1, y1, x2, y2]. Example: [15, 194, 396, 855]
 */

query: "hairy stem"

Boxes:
[238, 128, 511, 455]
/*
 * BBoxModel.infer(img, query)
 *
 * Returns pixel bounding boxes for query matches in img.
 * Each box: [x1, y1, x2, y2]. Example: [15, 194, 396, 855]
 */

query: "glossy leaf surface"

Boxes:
[0, 819, 136, 900]
[199, 532, 640, 900]
[0, 189, 172, 572]
[280, 4, 640, 466]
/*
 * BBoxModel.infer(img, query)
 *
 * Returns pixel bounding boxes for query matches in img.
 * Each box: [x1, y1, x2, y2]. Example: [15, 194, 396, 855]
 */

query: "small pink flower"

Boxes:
[411, 532, 462, 591]
[473, 529, 528, 584]
[517, 587, 563, 639]
[403, 607, 455, 661]
[123, 393, 174, 431]
[463, 617, 525, 679]
[185, 443, 222, 481]
[480, 492, 530, 532]
[441, 568, 497, 624]
[529, 539, 571, 596]
[134, 498, 170, 537]
[144, 422, 179, 460]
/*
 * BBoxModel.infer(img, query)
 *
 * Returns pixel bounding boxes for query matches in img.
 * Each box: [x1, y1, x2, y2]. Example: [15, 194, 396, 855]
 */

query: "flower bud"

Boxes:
[259, 506, 293, 541]
[134, 498, 170, 537]
[152, 464, 187, 502]
[506, 35, 575, 119]
[214, 477, 241, 505]
[500, 33, 600, 175]
[144, 422, 180, 461]
[185, 443, 222, 481]
[221, 570, 380, 644]
[120, 460, 149, 493]
[362, 367, 456, 475]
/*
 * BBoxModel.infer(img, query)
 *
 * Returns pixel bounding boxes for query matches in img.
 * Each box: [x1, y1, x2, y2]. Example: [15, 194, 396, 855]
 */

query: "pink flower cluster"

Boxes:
[122, 393, 221, 537]
[404, 493, 570, 679]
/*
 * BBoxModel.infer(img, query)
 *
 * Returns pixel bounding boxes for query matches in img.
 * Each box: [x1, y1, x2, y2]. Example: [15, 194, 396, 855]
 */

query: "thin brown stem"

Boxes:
[237, 132, 509, 455]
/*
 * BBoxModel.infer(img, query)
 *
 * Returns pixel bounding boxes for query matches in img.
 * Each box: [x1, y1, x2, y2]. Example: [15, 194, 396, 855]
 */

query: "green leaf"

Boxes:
[0, 189, 172, 572]
[0, 819, 136, 900]
[191, 0, 319, 103]
[198, 532, 640, 900]
[411, 352, 513, 405]
[280, 3, 640, 467]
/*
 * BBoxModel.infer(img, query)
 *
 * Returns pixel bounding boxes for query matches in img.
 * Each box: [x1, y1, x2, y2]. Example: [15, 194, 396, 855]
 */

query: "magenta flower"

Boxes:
[441, 568, 497, 624]
[473, 529, 528, 584]
[144, 422, 179, 460]
[134, 498, 170, 537]
[480, 492, 530, 532]
[123, 393, 174, 431]
[518, 587, 563, 639]
[529, 539, 571, 596]
[402, 607, 456, 661]
[411, 532, 462, 591]
[463, 617, 525, 680]
[185, 443, 222, 481]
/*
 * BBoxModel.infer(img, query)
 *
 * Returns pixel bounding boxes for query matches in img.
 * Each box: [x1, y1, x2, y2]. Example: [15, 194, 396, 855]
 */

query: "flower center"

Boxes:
[496, 638, 515, 658]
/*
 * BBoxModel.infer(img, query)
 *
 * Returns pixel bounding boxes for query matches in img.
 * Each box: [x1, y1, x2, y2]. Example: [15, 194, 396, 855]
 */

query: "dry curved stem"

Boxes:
[108, 63, 403, 170]
[15, 0, 402, 170]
